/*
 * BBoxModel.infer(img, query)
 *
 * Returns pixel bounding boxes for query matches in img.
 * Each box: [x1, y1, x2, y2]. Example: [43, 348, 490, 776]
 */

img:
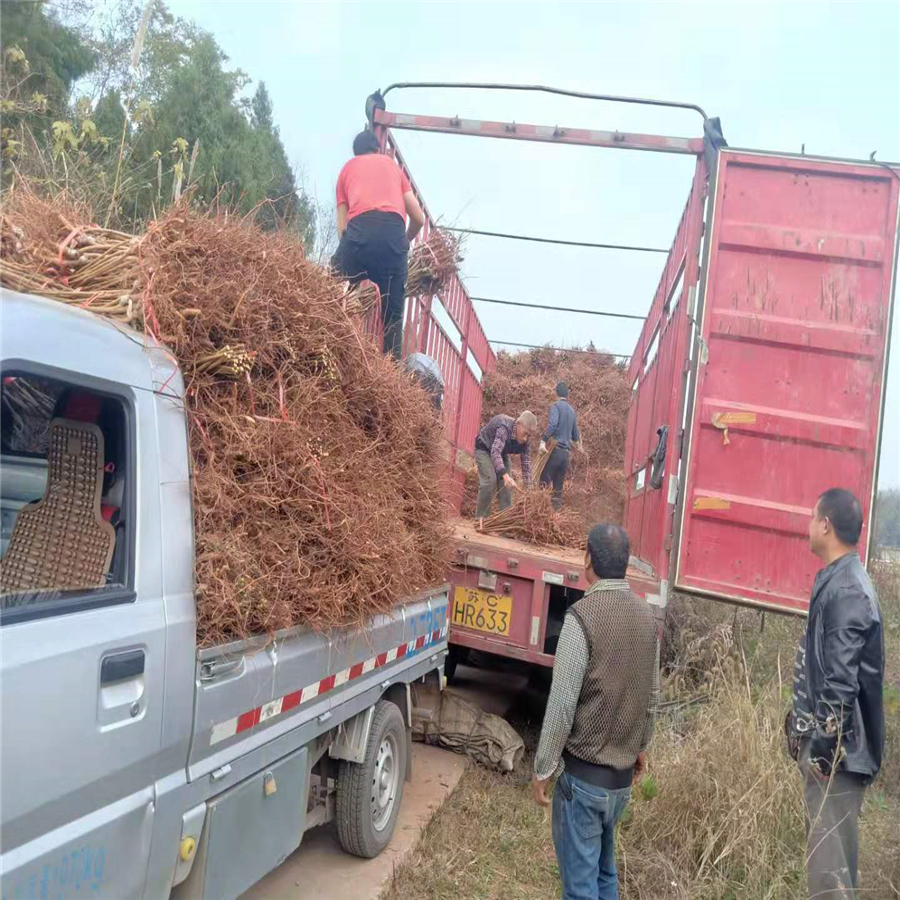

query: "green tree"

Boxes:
[0, 1, 95, 114]
[250, 81, 274, 131]
[875, 487, 900, 548]
[2, 0, 315, 246]
[91, 88, 126, 141]
[246, 81, 315, 243]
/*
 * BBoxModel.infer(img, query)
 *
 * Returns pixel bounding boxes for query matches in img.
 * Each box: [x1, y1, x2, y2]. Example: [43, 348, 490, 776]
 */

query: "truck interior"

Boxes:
[543, 583, 585, 654]
[0, 374, 130, 608]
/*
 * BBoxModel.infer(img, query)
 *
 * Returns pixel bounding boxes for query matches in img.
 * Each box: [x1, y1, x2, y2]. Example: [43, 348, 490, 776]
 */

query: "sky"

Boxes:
[171, 0, 900, 487]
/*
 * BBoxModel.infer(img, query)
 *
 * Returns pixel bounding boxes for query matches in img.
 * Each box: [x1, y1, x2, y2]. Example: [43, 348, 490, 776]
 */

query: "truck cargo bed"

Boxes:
[188, 585, 450, 779]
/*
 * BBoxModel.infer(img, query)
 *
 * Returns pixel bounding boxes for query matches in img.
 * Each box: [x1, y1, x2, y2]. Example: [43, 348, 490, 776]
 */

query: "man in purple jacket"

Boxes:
[474, 412, 537, 518]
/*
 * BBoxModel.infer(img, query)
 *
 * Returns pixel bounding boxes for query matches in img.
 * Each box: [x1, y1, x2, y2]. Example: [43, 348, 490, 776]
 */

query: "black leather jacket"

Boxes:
[803, 552, 884, 780]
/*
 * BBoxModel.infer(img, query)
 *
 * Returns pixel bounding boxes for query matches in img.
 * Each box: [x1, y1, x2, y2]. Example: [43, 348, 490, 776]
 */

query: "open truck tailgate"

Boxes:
[448, 521, 654, 665]
[675, 152, 899, 613]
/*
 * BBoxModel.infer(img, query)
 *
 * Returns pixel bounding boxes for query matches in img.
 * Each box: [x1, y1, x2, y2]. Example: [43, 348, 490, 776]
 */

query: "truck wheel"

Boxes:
[336, 699, 407, 858]
[444, 648, 458, 684]
[444, 645, 467, 684]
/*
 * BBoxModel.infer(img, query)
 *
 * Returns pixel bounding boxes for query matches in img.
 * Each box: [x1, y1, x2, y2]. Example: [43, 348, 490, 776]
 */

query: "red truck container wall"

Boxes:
[674, 151, 899, 614]
[623, 158, 707, 594]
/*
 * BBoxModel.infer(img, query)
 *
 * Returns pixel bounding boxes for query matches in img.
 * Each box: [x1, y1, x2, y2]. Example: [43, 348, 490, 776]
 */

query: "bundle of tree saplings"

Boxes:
[0, 191, 142, 325]
[0, 189, 453, 645]
[345, 229, 462, 313]
[476, 490, 586, 548]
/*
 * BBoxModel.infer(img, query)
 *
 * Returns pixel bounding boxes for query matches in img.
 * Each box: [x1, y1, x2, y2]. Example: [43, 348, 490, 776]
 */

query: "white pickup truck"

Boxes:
[0, 289, 450, 900]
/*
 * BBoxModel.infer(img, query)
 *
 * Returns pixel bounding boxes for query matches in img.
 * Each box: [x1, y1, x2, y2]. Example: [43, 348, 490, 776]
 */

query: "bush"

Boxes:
[619, 678, 807, 900]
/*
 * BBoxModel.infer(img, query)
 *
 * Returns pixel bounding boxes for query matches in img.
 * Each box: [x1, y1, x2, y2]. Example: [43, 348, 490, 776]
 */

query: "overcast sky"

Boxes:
[172, 0, 900, 487]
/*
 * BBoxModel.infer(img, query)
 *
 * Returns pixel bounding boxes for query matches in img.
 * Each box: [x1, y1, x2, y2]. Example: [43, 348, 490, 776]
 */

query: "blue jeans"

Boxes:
[552, 771, 631, 900]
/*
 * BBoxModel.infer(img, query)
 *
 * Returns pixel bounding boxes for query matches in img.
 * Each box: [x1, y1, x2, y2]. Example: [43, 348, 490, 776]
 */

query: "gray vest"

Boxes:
[567, 584, 658, 770]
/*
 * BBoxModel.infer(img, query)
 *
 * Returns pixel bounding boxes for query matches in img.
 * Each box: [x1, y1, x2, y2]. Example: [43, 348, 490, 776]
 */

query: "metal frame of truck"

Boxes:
[0, 290, 450, 899]
[365, 83, 899, 667]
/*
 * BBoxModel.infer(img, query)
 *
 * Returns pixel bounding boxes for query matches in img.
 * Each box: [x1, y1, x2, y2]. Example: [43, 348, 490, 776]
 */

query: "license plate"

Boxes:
[452, 586, 512, 636]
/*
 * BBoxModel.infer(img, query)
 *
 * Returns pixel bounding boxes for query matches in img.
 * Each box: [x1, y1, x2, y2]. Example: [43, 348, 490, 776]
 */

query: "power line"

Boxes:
[472, 295, 645, 321]
[444, 226, 669, 254]
[489, 339, 632, 359]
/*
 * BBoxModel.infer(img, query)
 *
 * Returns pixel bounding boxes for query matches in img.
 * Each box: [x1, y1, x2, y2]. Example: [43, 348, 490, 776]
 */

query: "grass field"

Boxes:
[383, 564, 900, 900]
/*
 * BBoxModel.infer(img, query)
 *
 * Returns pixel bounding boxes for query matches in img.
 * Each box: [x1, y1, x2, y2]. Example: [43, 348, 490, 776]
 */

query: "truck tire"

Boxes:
[336, 699, 407, 858]
[444, 645, 468, 684]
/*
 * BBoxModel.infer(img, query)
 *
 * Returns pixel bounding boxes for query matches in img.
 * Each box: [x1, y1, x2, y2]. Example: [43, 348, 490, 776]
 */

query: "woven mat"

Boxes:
[1, 419, 115, 595]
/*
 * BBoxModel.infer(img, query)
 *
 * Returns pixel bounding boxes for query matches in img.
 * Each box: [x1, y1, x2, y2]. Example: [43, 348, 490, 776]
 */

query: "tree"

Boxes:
[0, 0, 95, 114]
[2, 0, 316, 247]
[874, 487, 900, 548]
[251, 81, 274, 131]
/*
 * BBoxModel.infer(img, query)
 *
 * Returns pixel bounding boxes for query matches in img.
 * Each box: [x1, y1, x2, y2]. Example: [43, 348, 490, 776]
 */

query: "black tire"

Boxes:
[444, 648, 459, 685]
[336, 699, 407, 858]
[444, 645, 469, 685]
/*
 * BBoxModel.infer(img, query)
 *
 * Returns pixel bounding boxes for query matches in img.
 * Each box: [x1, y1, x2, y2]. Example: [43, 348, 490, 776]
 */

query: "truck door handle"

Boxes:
[101, 649, 145, 684]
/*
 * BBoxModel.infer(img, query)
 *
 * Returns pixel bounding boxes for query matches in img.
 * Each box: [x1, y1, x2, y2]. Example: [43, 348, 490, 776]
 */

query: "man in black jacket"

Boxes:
[788, 487, 884, 899]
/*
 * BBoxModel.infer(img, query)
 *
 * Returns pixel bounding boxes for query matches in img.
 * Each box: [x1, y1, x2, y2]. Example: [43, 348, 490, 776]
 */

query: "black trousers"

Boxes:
[333, 211, 409, 359]
[539, 446, 570, 509]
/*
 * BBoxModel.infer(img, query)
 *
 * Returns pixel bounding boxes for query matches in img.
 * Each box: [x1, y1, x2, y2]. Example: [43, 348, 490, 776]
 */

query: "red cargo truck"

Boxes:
[365, 85, 899, 671]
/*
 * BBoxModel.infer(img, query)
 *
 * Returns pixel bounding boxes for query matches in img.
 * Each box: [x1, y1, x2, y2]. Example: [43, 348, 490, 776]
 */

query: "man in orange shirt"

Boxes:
[333, 130, 426, 359]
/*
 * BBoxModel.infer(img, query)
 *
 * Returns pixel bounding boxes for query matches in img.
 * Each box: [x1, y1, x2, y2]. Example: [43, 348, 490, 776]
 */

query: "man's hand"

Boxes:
[539, 441, 547, 455]
[633, 751, 648, 784]
[503, 473, 518, 490]
[532, 773, 552, 808]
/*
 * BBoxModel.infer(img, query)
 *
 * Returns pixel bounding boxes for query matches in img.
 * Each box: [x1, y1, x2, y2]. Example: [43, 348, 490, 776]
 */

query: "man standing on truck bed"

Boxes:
[539, 382, 585, 509]
[333, 130, 426, 359]
[786, 488, 884, 900]
[533, 523, 660, 900]
[474, 412, 537, 518]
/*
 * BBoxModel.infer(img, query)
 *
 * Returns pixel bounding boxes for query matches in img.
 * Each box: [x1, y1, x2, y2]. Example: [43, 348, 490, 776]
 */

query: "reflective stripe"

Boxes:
[208, 608, 448, 746]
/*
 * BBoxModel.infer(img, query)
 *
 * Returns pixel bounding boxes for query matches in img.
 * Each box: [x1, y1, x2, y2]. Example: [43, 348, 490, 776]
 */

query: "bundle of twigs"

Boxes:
[1, 189, 455, 645]
[346, 229, 462, 313]
[531, 438, 557, 483]
[406, 229, 462, 297]
[0, 194, 141, 324]
[192, 345, 256, 378]
[476, 490, 585, 548]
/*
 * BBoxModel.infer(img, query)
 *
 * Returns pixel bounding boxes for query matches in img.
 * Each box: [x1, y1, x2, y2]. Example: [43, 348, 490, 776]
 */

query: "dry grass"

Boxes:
[382, 749, 561, 900]
[384, 567, 900, 900]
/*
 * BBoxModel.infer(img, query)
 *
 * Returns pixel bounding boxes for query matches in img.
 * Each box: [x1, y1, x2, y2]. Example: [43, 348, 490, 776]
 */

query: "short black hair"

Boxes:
[586, 523, 630, 579]
[817, 488, 863, 546]
[556, 382, 569, 398]
[353, 130, 380, 156]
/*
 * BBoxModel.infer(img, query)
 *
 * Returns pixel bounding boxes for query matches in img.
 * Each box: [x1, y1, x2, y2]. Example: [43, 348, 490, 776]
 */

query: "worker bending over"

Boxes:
[333, 130, 426, 359]
[474, 412, 537, 519]
[539, 382, 585, 509]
